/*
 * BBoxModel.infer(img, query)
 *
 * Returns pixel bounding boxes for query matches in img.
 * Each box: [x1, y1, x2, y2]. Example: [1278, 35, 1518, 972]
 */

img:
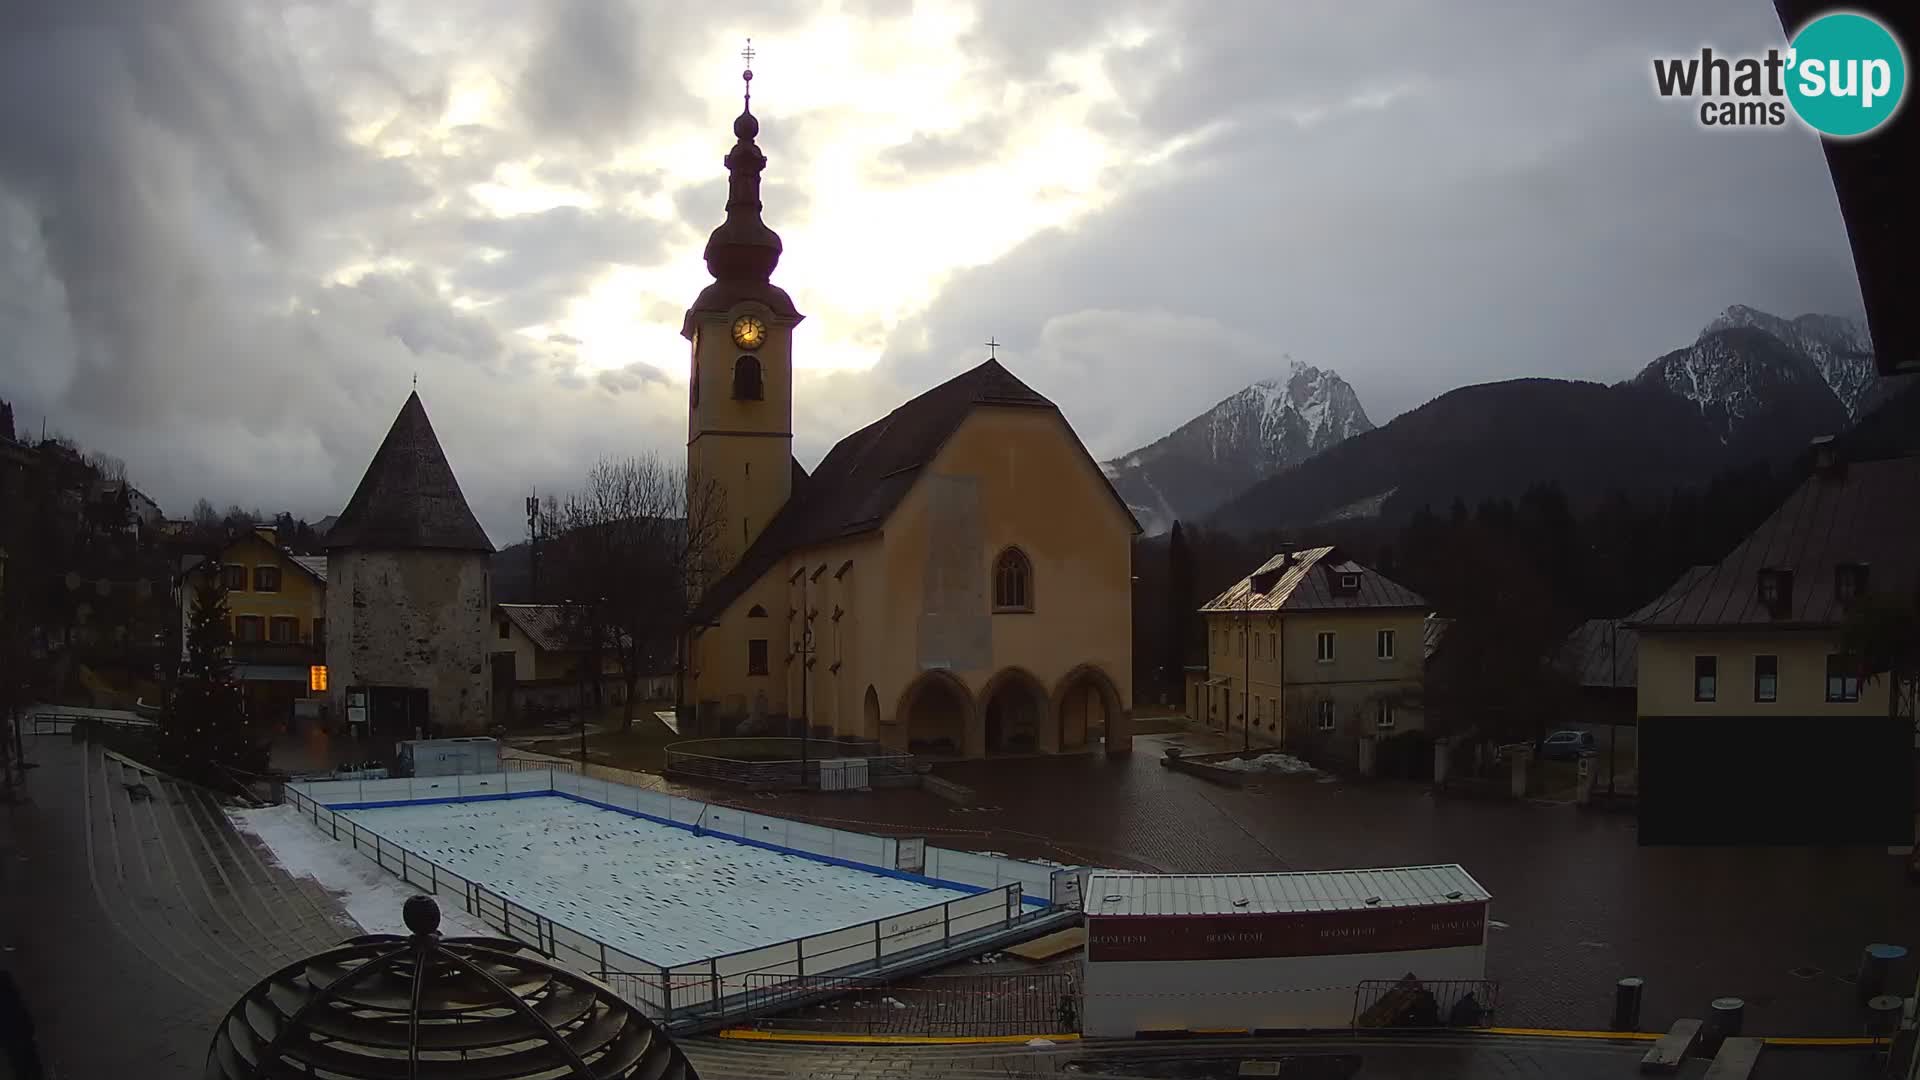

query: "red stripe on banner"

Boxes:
[1086, 902, 1487, 962]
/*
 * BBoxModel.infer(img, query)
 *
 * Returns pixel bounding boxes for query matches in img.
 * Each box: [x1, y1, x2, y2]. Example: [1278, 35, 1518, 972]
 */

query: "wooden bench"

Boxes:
[1701, 1037, 1763, 1079]
[1640, 1018, 1702, 1073]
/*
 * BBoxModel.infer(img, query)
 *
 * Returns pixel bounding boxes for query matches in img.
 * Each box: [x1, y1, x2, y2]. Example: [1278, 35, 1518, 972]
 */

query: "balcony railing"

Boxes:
[229, 640, 323, 666]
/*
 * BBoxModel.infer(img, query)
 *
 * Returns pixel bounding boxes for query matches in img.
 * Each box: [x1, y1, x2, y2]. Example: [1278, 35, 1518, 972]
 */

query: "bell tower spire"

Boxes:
[685, 41, 804, 573]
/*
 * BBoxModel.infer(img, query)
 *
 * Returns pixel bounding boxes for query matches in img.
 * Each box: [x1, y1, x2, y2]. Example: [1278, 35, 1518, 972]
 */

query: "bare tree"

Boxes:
[540, 455, 728, 731]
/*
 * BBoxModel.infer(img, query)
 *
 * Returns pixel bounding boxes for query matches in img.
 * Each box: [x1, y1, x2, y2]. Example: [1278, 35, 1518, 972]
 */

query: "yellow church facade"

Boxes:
[678, 72, 1137, 758]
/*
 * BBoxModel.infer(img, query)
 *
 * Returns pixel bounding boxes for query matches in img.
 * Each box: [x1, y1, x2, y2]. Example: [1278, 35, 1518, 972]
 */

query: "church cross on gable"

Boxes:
[679, 48, 1140, 761]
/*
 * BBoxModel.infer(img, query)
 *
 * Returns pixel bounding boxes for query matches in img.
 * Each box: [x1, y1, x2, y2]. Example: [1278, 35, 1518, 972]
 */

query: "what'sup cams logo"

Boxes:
[1653, 10, 1907, 137]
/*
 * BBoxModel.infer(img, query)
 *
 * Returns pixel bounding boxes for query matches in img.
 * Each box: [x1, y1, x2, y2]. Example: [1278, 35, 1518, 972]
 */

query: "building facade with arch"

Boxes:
[678, 78, 1137, 759]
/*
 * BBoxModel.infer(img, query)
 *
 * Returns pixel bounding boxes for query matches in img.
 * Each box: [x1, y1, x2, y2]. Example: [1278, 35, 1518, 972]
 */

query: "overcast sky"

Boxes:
[0, 0, 1866, 546]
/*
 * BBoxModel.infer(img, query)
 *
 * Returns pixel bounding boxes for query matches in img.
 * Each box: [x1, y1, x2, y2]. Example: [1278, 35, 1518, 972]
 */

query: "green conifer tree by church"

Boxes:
[162, 565, 266, 788]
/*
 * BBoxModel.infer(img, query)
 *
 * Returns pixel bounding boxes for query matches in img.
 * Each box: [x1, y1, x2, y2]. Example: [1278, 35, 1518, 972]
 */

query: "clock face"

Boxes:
[732, 315, 767, 351]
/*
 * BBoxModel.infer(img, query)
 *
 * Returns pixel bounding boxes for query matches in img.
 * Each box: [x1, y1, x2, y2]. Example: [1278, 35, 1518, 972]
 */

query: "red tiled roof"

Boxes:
[1628, 455, 1920, 630]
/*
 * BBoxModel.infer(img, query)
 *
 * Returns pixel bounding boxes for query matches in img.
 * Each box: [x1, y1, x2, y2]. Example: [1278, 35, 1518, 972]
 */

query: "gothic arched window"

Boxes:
[732, 355, 763, 400]
[747, 604, 767, 618]
[992, 547, 1033, 612]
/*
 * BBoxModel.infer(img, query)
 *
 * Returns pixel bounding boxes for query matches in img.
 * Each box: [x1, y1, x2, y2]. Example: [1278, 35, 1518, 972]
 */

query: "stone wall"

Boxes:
[325, 549, 491, 734]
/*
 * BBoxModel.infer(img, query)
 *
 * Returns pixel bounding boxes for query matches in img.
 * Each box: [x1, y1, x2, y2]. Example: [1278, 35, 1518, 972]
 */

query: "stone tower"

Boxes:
[683, 58, 804, 573]
[324, 392, 495, 737]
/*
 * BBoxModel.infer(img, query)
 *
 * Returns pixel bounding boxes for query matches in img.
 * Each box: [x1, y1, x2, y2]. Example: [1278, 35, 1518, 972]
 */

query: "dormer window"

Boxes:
[1340, 574, 1360, 591]
[1756, 569, 1793, 616]
[1835, 562, 1869, 603]
[732, 355, 763, 400]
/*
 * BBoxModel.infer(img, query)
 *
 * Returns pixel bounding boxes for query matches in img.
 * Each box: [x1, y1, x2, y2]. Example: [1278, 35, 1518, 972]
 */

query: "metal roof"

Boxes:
[1628, 456, 1920, 631]
[1200, 546, 1426, 614]
[1084, 865, 1489, 918]
[326, 392, 494, 553]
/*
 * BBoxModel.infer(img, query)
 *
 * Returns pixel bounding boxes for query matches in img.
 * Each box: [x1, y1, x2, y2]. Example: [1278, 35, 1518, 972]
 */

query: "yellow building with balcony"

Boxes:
[178, 526, 327, 728]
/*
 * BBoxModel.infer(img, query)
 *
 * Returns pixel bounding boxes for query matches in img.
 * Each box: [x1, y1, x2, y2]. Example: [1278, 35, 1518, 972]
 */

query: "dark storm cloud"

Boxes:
[876, 0, 1864, 459]
[0, 0, 704, 544]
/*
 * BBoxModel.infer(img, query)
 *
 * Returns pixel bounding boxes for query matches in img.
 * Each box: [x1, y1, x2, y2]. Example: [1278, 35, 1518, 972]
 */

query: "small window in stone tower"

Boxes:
[992, 547, 1032, 612]
[747, 638, 769, 676]
[732, 355, 763, 400]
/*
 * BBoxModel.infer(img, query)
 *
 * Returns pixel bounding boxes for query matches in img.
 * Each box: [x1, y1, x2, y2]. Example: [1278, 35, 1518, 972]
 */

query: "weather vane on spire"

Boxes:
[741, 38, 755, 110]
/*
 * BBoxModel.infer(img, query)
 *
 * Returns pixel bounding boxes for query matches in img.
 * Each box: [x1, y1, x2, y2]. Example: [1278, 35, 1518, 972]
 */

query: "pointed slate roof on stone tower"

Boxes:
[326, 392, 494, 553]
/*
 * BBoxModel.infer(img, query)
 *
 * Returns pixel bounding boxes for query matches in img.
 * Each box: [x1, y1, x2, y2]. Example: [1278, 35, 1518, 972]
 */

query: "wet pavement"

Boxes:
[669, 728, 1920, 1038]
[0, 729, 1904, 1079]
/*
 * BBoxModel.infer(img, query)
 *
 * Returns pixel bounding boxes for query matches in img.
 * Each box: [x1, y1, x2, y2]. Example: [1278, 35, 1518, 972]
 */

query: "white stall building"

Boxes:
[1081, 864, 1491, 1036]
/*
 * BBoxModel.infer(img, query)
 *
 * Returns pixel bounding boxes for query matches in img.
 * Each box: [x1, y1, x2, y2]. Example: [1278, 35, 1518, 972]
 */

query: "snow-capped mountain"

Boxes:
[1102, 359, 1373, 536]
[1702, 305, 1880, 419]
[1628, 306, 1884, 449]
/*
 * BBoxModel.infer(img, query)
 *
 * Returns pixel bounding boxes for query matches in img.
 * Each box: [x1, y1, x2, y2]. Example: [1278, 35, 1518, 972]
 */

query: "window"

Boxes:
[732, 355, 763, 400]
[269, 616, 297, 644]
[747, 604, 768, 618]
[1826, 654, 1860, 703]
[1340, 573, 1360, 591]
[1316, 631, 1336, 663]
[993, 548, 1032, 611]
[222, 564, 247, 591]
[1254, 635, 1264, 661]
[1754, 655, 1778, 703]
[498, 620, 510, 640]
[748, 639, 769, 676]
[1376, 629, 1396, 661]
[1693, 656, 1717, 702]
[1316, 700, 1336, 731]
[1836, 563, 1869, 603]
[1757, 568, 1794, 615]
[1269, 632, 1277, 660]
[314, 618, 325, 644]
[1375, 700, 1396, 730]
[235, 615, 263, 643]
[690, 363, 700, 408]
[253, 565, 280, 592]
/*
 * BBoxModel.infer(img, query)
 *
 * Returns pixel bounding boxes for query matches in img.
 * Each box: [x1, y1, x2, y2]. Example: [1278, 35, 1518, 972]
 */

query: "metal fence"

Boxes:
[281, 772, 1053, 1028]
[732, 971, 1082, 1036]
[663, 738, 918, 790]
[26, 711, 157, 736]
[1352, 977, 1498, 1030]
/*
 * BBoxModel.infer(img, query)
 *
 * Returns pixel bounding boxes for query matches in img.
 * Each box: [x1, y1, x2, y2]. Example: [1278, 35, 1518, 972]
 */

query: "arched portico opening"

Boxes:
[1051, 664, 1127, 753]
[980, 667, 1048, 754]
[896, 670, 973, 757]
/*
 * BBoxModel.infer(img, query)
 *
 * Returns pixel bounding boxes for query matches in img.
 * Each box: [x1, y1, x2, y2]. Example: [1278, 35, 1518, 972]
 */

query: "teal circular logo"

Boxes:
[1786, 12, 1907, 137]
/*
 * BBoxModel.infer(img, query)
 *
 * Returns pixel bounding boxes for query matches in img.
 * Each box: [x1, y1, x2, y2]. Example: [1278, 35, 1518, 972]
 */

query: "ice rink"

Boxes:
[342, 795, 976, 965]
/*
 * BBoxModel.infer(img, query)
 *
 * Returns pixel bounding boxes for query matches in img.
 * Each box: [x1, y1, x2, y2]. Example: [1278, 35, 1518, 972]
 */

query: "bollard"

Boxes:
[1704, 997, 1744, 1054]
[1856, 943, 1908, 1005]
[1866, 995, 1903, 1043]
[1611, 977, 1645, 1032]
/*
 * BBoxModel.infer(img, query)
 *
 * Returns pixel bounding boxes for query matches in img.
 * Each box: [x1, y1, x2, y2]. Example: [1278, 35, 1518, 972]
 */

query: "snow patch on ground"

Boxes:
[228, 804, 494, 938]
[1212, 752, 1320, 776]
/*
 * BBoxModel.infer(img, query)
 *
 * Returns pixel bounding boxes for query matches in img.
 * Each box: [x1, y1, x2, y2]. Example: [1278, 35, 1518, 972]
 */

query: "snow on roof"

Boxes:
[1084, 864, 1488, 917]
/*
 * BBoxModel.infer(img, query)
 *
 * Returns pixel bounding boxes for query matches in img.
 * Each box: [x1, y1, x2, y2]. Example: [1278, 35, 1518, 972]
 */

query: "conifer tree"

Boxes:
[162, 566, 264, 787]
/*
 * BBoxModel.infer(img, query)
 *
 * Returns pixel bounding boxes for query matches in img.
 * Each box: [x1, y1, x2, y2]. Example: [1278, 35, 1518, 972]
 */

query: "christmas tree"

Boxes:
[161, 565, 266, 788]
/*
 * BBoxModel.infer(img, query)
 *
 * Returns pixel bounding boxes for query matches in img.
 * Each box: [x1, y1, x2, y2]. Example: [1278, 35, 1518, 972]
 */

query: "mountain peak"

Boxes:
[1673, 304, 1880, 422]
[1101, 360, 1374, 536]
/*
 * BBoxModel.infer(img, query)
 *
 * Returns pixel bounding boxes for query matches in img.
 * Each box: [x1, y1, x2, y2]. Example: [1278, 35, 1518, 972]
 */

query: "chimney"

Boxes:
[1809, 434, 1843, 478]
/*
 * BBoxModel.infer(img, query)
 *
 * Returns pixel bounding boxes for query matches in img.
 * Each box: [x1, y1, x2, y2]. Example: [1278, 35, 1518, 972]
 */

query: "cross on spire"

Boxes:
[741, 38, 755, 110]
[984, 337, 1000, 360]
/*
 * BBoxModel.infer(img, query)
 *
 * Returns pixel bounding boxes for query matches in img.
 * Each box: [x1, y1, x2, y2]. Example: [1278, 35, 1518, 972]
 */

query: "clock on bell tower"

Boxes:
[683, 49, 803, 570]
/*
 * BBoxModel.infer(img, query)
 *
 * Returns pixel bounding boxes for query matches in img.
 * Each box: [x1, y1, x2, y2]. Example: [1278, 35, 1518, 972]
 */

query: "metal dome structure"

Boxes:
[207, 895, 697, 1079]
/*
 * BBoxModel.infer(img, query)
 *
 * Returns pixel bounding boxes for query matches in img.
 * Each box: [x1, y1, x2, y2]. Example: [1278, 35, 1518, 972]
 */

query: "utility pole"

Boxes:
[1607, 619, 1618, 799]
[525, 493, 541, 603]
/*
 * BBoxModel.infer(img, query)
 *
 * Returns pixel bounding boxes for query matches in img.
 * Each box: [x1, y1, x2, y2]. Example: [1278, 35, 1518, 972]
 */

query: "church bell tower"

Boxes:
[684, 41, 803, 570]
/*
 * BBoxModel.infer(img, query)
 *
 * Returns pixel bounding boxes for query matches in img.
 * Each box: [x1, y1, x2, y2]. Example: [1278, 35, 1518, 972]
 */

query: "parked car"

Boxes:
[1539, 730, 1596, 761]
